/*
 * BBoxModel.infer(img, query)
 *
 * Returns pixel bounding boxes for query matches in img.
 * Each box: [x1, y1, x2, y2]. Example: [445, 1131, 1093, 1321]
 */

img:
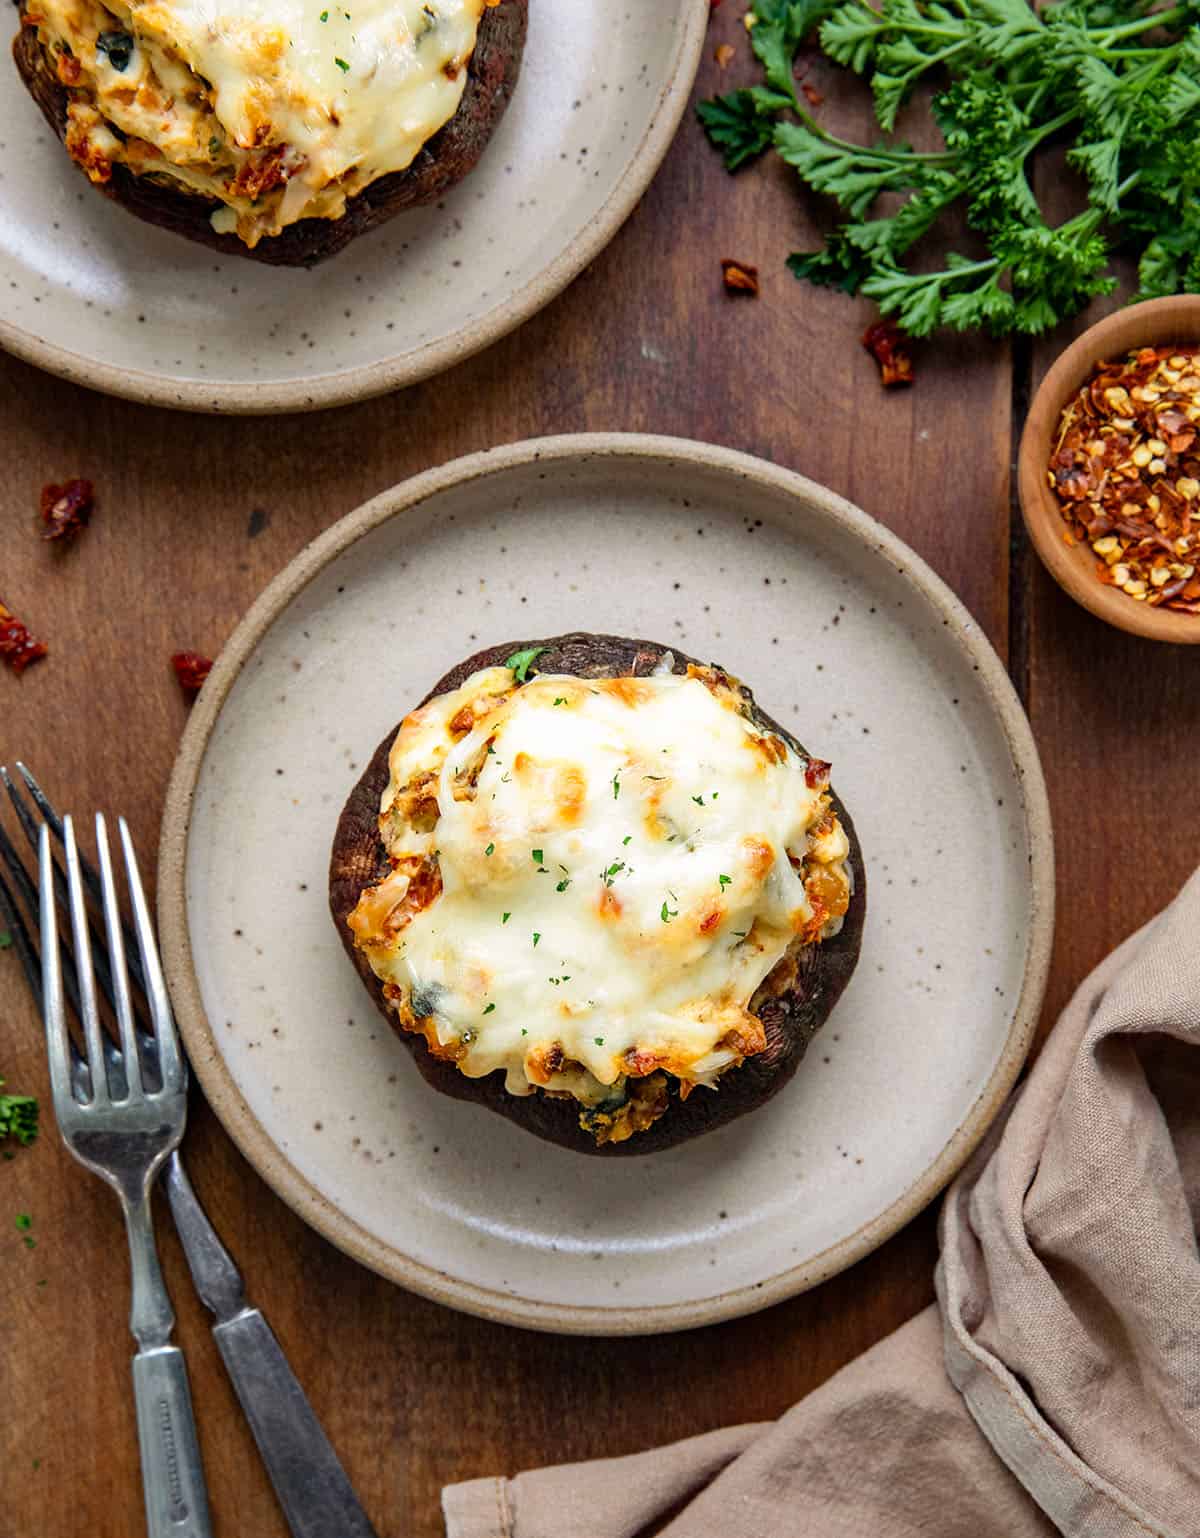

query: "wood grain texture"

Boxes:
[1, 15, 1020, 1537]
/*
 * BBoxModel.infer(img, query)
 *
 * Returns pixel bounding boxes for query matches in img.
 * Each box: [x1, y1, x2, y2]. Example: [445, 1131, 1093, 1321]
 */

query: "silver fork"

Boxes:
[1, 765, 380, 1538]
[40, 813, 212, 1538]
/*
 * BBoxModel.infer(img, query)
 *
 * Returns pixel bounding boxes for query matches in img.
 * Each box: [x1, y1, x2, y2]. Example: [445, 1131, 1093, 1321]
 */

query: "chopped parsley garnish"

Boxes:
[532, 932, 541, 947]
[622, 835, 632, 846]
[504, 646, 546, 684]
[548, 975, 572, 986]
[594, 1037, 605, 1046]
[15, 1214, 31, 1231]
[485, 843, 495, 856]
[532, 849, 544, 865]
[482, 1003, 496, 1015]
[502, 912, 511, 924]
[602, 861, 625, 886]
[661, 901, 678, 922]
[521, 1028, 528, 1037]
[612, 772, 621, 800]
[0, 1081, 38, 1149]
[334, 55, 349, 71]
[553, 697, 566, 706]
[643, 774, 665, 781]
[319, 8, 328, 17]
[718, 874, 732, 889]
[555, 878, 570, 893]
[692, 795, 705, 806]
[733, 929, 748, 938]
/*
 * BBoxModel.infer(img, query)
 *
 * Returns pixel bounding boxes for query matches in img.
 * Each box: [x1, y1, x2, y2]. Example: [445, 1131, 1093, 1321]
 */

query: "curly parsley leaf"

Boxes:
[698, 88, 792, 170]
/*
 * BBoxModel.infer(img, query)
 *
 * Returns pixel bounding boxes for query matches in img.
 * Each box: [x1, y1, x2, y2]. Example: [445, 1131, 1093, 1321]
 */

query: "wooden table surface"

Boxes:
[2, 14, 1198, 1536]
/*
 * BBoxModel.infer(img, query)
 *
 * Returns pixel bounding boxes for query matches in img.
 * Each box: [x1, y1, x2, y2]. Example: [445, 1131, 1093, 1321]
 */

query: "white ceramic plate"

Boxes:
[0, 3, 705, 413]
[160, 435, 1054, 1334]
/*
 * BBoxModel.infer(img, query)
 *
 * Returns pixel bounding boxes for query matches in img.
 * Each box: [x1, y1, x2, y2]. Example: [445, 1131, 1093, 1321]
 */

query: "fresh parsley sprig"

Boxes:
[700, 0, 1200, 336]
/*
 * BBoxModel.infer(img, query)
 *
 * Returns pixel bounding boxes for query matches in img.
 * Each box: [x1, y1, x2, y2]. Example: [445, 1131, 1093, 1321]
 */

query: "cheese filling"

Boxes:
[348, 660, 853, 1144]
[22, 0, 487, 245]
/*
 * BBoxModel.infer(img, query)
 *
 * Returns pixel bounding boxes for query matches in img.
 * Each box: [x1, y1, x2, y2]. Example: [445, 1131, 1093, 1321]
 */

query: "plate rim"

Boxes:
[0, 2, 708, 415]
[158, 432, 1055, 1334]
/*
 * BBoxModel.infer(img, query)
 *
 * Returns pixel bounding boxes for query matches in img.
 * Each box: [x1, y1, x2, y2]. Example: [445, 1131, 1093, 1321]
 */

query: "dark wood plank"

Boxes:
[0, 17, 1009, 1536]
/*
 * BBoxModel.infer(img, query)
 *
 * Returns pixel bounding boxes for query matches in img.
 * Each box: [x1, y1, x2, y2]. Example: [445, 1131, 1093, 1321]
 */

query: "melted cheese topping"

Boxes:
[349, 662, 853, 1143]
[25, 0, 486, 244]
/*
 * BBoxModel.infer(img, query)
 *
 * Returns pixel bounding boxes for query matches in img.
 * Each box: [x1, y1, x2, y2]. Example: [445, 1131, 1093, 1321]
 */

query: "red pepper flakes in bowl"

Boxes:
[1048, 347, 1200, 613]
[721, 258, 759, 296]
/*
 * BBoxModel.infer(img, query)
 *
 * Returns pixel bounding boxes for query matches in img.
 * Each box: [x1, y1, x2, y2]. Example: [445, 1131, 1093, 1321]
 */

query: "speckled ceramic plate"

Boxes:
[0, 3, 705, 414]
[159, 435, 1054, 1334]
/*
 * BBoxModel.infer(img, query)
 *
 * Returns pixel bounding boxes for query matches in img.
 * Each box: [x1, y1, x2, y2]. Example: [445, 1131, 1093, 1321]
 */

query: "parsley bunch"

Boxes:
[700, 0, 1200, 336]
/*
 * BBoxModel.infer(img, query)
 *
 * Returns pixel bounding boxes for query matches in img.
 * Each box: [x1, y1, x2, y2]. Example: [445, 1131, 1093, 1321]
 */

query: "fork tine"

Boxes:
[63, 816, 110, 1104]
[5, 764, 148, 997]
[38, 826, 75, 1109]
[0, 861, 43, 1009]
[3, 864, 102, 1101]
[95, 814, 143, 1101]
[118, 817, 183, 1094]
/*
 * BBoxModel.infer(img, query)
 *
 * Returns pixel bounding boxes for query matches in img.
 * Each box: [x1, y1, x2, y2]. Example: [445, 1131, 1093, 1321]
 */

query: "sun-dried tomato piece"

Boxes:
[39, 478, 94, 541]
[172, 652, 213, 693]
[804, 758, 831, 790]
[721, 258, 759, 296]
[862, 321, 915, 388]
[0, 601, 48, 675]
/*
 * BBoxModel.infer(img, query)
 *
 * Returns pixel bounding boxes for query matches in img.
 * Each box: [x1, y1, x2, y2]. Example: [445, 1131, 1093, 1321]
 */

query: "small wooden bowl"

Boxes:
[1018, 296, 1200, 644]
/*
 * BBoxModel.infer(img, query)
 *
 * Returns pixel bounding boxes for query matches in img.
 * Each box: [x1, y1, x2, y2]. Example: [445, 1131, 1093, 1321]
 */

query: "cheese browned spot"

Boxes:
[348, 663, 853, 1142]
[27, 0, 487, 246]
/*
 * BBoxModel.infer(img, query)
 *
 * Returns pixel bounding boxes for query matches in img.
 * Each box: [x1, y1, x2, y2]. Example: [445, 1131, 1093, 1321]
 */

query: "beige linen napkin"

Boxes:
[444, 872, 1200, 1538]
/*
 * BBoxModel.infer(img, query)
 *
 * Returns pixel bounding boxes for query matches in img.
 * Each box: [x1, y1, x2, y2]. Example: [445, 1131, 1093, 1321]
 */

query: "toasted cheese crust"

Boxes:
[347, 660, 852, 1144]
[22, 0, 487, 245]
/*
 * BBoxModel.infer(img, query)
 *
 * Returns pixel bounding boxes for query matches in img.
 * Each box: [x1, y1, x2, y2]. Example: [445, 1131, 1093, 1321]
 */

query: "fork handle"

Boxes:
[212, 1309, 380, 1538]
[132, 1345, 213, 1538]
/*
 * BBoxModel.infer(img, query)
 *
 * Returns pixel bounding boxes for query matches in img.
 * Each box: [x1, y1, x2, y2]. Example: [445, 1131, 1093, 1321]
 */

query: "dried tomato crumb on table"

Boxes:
[862, 321, 914, 388]
[1048, 347, 1200, 613]
[0, 602, 48, 675]
[172, 652, 213, 693]
[40, 478, 94, 541]
[721, 258, 759, 295]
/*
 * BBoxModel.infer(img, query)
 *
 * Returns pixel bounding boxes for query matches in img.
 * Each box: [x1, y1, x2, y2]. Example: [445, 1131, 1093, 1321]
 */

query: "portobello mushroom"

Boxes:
[329, 633, 866, 1155]
[11, 0, 526, 265]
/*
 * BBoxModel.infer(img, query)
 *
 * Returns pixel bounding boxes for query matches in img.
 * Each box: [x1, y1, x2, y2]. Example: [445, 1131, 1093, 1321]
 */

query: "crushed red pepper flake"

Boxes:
[862, 321, 915, 388]
[0, 601, 48, 675]
[39, 478, 94, 542]
[721, 258, 759, 296]
[1048, 346, 1200, 613]
[172, 651, 213, 693]
[714, 42, 736, 67]
[801, 82, 824, 107]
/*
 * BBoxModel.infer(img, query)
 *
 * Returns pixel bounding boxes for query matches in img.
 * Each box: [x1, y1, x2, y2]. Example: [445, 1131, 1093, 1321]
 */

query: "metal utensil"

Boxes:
[39, 811, 213, 1538]
[0, 766, 380, 1538]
